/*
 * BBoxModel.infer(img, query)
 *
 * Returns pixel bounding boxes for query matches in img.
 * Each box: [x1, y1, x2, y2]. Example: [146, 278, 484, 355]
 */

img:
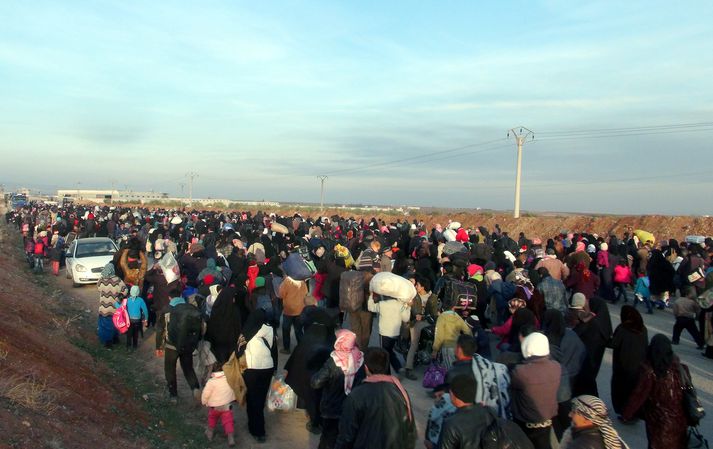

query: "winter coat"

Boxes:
[144, 267, 180, 313]
[647, 254, 675, 295]
[285, 322, 336, 408]
[367, 296, 410, 338]
[335, 380, 416, 449]
[119, 250, 148, 289]
[201, 372, 236, 407]
[97, 275, 128, 317]
[245, 324, 275, 370]
[510, 355, 561, 424]
[610, 324, 648, 414]
[409, 292, 438, 326]
[561, 426, 607, 449]
[536, 256, 571, 281]
[279, 276, 308, 317]
[438, 404, 494, 449]
[179, 253, 207, 287]
[613, 265, 632, 284]
[310, 357, 366, 419]
[432, 311, 471, 353]
[623, 361, 689, 449]
[565, 268, 600, 300]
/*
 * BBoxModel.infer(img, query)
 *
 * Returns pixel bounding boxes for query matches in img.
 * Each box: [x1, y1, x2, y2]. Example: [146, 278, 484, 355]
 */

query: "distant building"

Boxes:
[57, 189, 168, 203]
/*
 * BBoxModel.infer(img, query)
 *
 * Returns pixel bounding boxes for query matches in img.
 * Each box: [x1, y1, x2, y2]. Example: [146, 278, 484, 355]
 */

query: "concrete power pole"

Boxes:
[318, 175, 328, 212]
[508, 127, 534, 218]
[186, 172, 198, 209]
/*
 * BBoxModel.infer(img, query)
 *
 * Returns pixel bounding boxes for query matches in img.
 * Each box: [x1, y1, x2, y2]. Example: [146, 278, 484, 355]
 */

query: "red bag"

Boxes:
[112, 299, 131, 334]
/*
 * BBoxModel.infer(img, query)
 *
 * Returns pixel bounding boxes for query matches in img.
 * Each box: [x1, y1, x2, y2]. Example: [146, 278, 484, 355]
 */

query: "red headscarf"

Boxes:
[330, 329, 363, 394]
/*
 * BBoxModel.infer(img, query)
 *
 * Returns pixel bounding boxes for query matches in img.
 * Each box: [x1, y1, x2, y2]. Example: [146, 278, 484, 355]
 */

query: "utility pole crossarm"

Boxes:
[508, 127, 534, 219]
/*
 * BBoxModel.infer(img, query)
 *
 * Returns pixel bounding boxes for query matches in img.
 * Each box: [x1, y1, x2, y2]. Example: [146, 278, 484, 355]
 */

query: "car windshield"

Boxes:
[75, 242, 116, 258]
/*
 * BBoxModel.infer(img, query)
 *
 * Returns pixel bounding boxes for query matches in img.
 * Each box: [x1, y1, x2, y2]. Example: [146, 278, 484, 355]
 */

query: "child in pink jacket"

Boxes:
[613, 258, 632, 303]
[201, 364, 236, 446]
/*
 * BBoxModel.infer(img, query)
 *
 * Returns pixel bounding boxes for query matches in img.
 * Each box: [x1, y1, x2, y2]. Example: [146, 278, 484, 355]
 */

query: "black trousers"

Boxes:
[672, 316, 704, 347]
[319, 418, 339, 449]
[517, 422, 553, 449]
[380, 335, 401, 373]
[126, 319, 143, 348]
[164, 348, 199, 397]
[244, 368, 273, 438]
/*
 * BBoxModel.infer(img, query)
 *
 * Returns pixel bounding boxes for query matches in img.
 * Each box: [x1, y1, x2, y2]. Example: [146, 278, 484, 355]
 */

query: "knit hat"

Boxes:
[484, 261, 496, 272]
[129, 285, 140, 298]
[600, 243, 608, 251]
[521, 332, 549, 358]
[467, 264, 484, 277]
[254, 277, 266, 288]
[571, 292, 586, 309]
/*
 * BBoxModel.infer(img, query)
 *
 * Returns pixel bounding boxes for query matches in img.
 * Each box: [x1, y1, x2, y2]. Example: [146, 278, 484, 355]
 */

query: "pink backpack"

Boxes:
[112, 299, 131, 334]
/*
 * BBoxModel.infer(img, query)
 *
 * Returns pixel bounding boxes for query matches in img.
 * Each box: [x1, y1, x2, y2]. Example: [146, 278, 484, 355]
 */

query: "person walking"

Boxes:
[609, 305, 648, 415]
[278, 275, 308, 354]
[334, 347, 416, 449]
[622, 334, 690, 449]
[560, 395, 630, 449]
[672, 293, 705, 349]
[404, 276, 438, 380]
[201, 363, 236, 447]
[156, 290, 201, 404]
[120, 285, 148, 350]
[239, 309, 276, 443]
[510, 332, 561, 449]
[311, 329, 366, 449]
[97, 263, 127, 348]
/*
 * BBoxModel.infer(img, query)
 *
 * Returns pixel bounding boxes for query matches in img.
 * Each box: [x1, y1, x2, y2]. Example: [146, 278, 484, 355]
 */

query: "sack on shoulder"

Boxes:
[223, 352, 247, 407]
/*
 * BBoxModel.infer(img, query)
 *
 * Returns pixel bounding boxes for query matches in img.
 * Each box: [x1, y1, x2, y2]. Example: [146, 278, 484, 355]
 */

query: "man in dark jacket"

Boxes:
[438, 374, 494, 449]
[510, 332, 561, 449]
[404, 276, 439, 379]
[156, 289, 201, 403]
[445, 334, 476, 385]
[335, 348, 416, 449]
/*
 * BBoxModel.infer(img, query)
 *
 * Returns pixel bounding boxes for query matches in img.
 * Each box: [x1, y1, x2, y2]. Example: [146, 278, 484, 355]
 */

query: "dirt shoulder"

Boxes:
[0, 215, 204, 449]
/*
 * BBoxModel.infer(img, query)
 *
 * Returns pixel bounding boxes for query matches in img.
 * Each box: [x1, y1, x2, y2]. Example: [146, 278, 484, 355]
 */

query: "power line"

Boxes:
[538, 121, 713, 136]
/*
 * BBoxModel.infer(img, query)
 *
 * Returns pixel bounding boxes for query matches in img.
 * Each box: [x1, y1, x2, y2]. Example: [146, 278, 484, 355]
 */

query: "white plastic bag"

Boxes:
[159, 252, 180, 284]
[267, 376, 296, 411]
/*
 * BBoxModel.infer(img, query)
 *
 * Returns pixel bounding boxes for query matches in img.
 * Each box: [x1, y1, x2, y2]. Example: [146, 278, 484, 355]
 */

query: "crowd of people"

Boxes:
[6, 201, 713, 449]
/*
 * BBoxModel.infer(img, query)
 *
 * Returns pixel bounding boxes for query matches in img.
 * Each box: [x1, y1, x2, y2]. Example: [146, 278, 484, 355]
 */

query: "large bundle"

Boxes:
[443, 229, 457, 242]
[369, 272, 416, 301]
[339, 270, 365, 312]
[271, 222, 289, 234]
[686, 235, 706, 245]
[447, 221, 462, 230]
[443, 241, 467, 256]
[281, 252, 315, 280]
[633, 229, 655, 245]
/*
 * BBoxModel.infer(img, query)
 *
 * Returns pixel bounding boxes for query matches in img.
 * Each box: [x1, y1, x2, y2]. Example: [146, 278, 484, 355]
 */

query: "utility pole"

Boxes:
[109, 179, 117, 204]
[179, 182, 186, 204]
[186, 172, 198, 209]
[507, 127, 534, 219]
[318, 175, 328, 212]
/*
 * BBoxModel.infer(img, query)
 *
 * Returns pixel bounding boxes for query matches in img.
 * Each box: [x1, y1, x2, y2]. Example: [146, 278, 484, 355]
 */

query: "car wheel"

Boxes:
[72, 281, 82, 288]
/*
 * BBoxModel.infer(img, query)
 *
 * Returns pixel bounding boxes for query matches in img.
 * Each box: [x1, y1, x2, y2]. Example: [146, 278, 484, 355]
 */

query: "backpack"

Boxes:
[443, 279, 477, 317]
[339, 270, 365, 313]
[167, 302, 202, 353]
[481, 410, 534, 449]
[112, 299, 131, 334]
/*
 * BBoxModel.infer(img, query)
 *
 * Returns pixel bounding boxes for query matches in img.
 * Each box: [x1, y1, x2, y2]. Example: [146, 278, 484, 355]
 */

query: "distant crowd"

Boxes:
[6, 201, 712, 449]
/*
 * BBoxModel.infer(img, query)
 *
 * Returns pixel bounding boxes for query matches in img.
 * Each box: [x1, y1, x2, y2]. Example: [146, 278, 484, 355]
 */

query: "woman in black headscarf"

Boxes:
[238, 309, 277, 443]
[543, 309, 587, 439]
[647, 249, 675, 306]
[610, 305, 648, 414]
[205, 285, 242, 364]
[623, 334, 689, 449]
[284, 307, 337, 434]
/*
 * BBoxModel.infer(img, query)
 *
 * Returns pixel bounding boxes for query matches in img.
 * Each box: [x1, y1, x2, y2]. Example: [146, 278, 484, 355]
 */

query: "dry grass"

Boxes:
[0, 372, 60, 415]
[51, 314, 83, 333]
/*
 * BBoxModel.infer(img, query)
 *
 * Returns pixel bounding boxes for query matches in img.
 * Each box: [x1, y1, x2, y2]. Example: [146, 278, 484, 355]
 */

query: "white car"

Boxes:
[65, 237, 118, 287]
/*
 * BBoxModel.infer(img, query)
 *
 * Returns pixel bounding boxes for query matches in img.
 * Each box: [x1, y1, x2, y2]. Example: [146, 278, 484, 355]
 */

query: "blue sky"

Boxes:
[1, 1, 712, 214]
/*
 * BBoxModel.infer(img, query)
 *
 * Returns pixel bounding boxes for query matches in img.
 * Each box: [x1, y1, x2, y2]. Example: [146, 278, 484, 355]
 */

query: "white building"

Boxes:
[57, 189, 168, 203]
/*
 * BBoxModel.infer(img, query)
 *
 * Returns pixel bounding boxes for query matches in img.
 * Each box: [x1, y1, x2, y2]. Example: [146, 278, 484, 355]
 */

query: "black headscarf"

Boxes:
[236, 309, 266, 357]
[509, 308, 537, 350]
[205, 286, 241, 363]
[542, 309, 566, 347]
[620, 305, 645, 334]
[648, 333, 675, 378]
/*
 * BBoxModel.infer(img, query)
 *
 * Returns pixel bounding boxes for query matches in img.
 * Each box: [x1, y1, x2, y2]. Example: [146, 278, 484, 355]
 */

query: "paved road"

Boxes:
[58, 273, 712, 448]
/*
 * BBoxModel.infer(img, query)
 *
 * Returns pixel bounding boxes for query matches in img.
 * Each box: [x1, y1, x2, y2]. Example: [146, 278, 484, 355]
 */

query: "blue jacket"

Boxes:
[116, 297, 149, 320]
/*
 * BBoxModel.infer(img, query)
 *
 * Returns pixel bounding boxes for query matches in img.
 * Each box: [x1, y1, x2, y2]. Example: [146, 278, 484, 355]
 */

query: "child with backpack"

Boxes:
[33, 235, 45, 274]
[117, 286, 148, 350]
[201, 362, 236, 447]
